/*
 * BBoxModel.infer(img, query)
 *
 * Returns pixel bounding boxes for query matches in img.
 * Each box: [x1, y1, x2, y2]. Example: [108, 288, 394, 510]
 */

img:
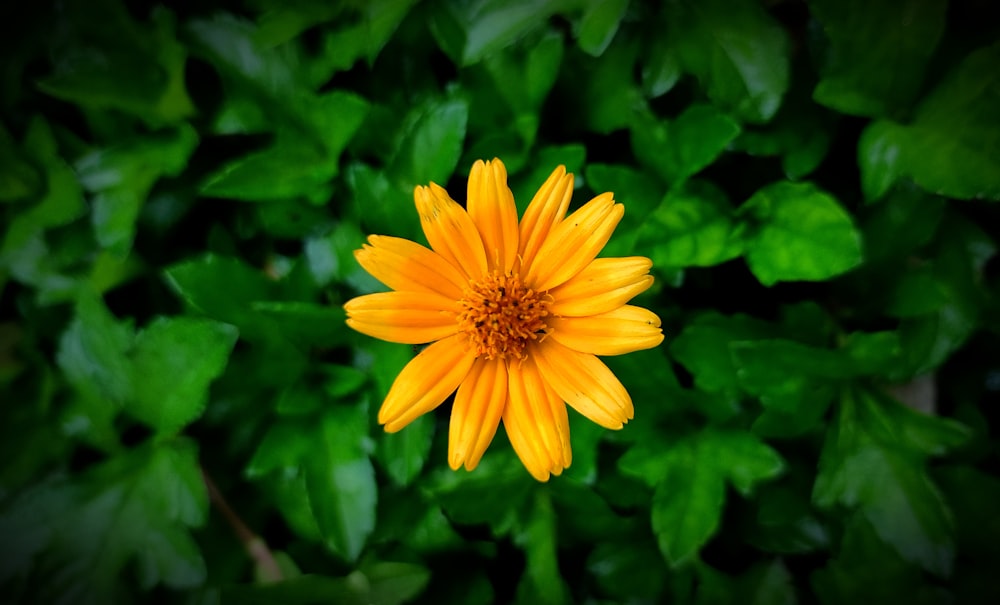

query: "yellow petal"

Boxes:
[518, 165, 573, 273]
[505, 355, 572, 481]
[523, 192, 624, 291]
[415, 183, 488, 280]
[549, 257, 654, 316]
[448, 358, 508, 471]
[379, 334, 475, 432]
[468, 159, 519, 273]
[548, 305, 664, 355]
[355, 235, 467, 300]
[344, 291, 459, 344]
[532, 338, 633, 429]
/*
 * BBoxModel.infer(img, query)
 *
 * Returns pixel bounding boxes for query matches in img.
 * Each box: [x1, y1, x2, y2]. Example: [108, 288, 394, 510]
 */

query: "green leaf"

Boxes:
[37, 2, 194, 124]
[669, 312, 776, 396]
[811, 515, 946, 605]
[304, 403, 377, 562]
[666, 0, 790, 123]
[738, 559, 796, 605]
[430, 0, 572, 66]
[389, 98, 469, 188]
[76, 125, 199, 256]
[649, 439, 725, 566]
[813, 389, 962, 575]
[0, 125, 43, 203]
[741, 181, 863, 286]
[250, 302, 349, 350]
[245, 419, 314, 478]
[587, 539, 666, 601]
[858, 42, 1000, 201]
[810, 0, 946, 117]
[1, 440, 208, 603]
[576, 0, 629, 56]
[128, 317, 238, 435]
[513, 491, 572, 605]
[56, 293, 134, 408]
[164, 254, 273, 338]
[703, 429, 785, 497]
[220, 563, 428, 605]
[573, 36, 644, 134]
[376, 414, 435, 487]
[637, 179, 743, 268]
[631, 104, 741, 185]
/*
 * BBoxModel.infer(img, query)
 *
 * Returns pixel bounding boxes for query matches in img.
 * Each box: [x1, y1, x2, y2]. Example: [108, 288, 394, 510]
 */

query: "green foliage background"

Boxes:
[2, 0, 999, 603]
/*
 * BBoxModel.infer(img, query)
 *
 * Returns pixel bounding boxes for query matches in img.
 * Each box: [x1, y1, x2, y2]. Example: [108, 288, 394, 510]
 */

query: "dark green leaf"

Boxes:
[1, 440, 208, 603]
[37, 2, 194, 124]
[666, 0, 790, 123]
[741, 181, 863, 285]
[669, 311, 776, 396]
[376, 414, 435, 487]
[631, 105, 740, 185]
[585, 163, 664, 257]
[858, 42, 1000, 201]
[810, 0, 946, 117]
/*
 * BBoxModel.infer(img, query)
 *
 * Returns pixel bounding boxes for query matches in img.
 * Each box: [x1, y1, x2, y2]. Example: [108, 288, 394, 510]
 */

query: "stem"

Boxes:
[202, 468, 283, 583]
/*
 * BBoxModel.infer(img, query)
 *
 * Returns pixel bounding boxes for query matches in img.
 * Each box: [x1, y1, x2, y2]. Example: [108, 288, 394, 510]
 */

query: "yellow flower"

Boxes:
[345, 158, 663, 481]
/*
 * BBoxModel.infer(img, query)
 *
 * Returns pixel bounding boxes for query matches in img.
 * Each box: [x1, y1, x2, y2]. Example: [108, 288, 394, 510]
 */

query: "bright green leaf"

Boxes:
[637, 179, 743, 268]
[304, 403, 377, 561]
[742, 181, 863, 285]
[128, 317, 238, 435]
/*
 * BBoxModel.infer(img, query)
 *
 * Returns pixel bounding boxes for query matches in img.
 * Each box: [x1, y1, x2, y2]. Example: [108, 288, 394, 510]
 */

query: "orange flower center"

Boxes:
[457, 271, 550, 360]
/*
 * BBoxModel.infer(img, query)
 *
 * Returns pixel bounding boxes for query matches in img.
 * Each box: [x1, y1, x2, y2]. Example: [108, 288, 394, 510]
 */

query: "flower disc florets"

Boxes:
[457, 270, 550, 360]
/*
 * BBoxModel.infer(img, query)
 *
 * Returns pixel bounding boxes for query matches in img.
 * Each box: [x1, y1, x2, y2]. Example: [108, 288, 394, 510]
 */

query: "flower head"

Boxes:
[345, 159, 663, 480]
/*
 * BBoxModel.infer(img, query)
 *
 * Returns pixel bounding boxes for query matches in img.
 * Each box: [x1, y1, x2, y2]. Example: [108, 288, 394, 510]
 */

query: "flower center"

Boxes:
[457, 271, 550, 360]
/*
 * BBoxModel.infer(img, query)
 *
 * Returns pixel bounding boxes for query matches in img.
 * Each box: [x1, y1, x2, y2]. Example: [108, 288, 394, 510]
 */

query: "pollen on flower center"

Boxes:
[457, 271, 550, 360]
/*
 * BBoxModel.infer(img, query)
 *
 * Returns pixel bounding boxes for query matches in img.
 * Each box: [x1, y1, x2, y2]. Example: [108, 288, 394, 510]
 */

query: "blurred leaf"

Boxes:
[128, 317, 238, 435]
[631, 104, 741, 185]
[747, 483, 830, 554]
[810, 0, 946, 117]
[245, 419, 314, 478]
[484, 31, 563, 125]
[37, 2, 194, 124]
[425, 449, 534, 534]
[57, 292, 134, 409]
[811, 515, 948, 605]
[587, 538, 666, 601]
[741, 181, 863, 286]
[0, 125, 43, 203]
[637, 179, 743, 269]
[513, 491, 572, 605]
[734, 93, 834, 180]
[576, 0, 629, 56]
[640, 27, 681, 98]
[573, 35, 644, 134]
[389, 97, 469, 188]
[0, 440, 207, 603]
[858, 42, 1000, 201]
[76, 125, 198, 255]
[738, 559, 796, 605]
[669, 311, 776, 396]
[250, 302, 348, 350]
[377, 414, 435, 487]
[813, 388, 965, 575]
[429, 0, 573, 66]
[221, 562, 427, 605]
[304, 403, 377, 561]
[164, 254, 272, 337]
[666, 0, 790, 123]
